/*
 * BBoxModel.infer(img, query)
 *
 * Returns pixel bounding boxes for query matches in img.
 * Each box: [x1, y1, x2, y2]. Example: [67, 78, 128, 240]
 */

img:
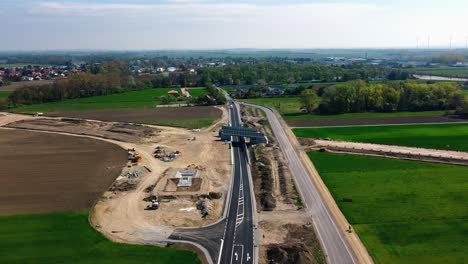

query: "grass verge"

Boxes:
[0, 211, 200, 264]
[309, 152, 468, 264]
[294, 123, 468, 152]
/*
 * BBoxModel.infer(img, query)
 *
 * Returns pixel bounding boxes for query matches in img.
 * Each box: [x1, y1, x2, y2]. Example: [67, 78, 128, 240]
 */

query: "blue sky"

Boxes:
[2, 0, 468, 51]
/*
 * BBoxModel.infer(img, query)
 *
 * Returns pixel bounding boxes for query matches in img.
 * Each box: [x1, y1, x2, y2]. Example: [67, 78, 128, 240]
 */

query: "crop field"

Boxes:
[309, 152, 468, 264]
[46, 106, 222, 129]
[0, 80, 54, 91]
[407, 66, 468, 78]
[11, 87, 207, 113]
[0, 211, 200, 264]
[294, 123, 468, 152]
[243, 97, 302, 115]
[242, 97, 456, 126]
[0, 91, 10, 99]
[0, 130, 127, 215]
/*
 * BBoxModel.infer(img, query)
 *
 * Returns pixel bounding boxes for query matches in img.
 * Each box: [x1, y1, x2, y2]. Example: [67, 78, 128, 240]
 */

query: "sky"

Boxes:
[2, 0, 468, 51]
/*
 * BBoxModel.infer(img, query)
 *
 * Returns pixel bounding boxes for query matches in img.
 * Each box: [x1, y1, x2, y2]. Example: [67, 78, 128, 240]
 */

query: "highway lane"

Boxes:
[220, 102, 256, 264]
[169, 102, 257, 264]
[244, 102, 357, 264]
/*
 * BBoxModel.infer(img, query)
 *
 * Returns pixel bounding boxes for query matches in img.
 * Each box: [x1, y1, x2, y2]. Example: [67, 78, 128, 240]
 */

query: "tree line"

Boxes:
[317, 80, 464, 114]
[2, 60, 228, 109]
[197, 62, 389, 85]
[6, 61, 135, 107]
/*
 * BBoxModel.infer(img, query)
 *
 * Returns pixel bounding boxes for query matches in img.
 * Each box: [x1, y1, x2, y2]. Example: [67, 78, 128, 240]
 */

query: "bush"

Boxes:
[0, 98, 8, 110]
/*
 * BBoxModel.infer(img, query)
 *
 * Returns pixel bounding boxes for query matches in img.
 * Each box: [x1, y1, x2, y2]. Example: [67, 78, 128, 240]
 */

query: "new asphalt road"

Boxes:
[219, 102, 256, 264]
[169, 102, 257, 264]
[244, 102, 357, 264]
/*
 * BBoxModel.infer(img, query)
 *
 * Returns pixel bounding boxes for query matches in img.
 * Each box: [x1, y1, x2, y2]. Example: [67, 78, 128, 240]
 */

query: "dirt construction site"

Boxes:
[0, 108, 230, 245]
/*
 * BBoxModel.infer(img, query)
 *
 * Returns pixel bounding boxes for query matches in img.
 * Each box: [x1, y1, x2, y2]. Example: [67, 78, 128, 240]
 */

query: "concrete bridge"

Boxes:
[219, 126, 268, 145]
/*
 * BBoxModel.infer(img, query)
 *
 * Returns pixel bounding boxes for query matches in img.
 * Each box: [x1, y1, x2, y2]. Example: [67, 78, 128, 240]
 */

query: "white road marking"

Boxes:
[230, 245, 244, 264]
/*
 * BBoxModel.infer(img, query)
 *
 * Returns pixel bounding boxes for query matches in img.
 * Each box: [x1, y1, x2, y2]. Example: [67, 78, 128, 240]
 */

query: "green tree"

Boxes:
[0, 98, 8, 110]
[159, 95, 175, 105]
[299, 90, 320, 113]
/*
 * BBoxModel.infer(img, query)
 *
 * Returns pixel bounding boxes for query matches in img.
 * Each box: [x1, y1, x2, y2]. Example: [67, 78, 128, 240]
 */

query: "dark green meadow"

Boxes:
[294, 123, 468, 152]
[0, 211, 200, 264]
[309, 152, 468, 264]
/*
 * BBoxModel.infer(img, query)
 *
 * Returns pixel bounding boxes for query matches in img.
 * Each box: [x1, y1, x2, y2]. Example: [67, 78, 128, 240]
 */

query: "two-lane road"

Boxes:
[244, 102, 359, 264]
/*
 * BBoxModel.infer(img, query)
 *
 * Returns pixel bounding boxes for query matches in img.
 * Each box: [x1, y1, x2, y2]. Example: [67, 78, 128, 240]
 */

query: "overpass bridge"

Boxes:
[219, 126, 268, 145]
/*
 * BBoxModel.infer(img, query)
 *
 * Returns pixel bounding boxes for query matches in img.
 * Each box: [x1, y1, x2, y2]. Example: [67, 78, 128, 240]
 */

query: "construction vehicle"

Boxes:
[154, 146, 166, 158]
[145, 200, 159, 210]
[127, 148, 141, 163]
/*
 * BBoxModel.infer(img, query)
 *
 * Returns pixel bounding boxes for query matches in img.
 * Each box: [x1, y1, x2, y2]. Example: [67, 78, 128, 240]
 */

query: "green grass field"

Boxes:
[0, 211, 200, 264]
[309, 152, 468, 264]
[138, 118, 216, 129]
[294, 123, 468, 151]
[11, 88, 206, 113]
[243, 97, 302, 115]
[407, 66, 468, 79]
[0, 91, 10, 99]
[243, 97, 448, 121]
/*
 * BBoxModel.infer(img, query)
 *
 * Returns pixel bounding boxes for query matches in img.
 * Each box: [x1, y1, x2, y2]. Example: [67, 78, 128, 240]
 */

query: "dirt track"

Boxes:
[46, 107, 222, 123]
[0, 129, 127, 215]
[288, 115, 468, 127]
[311, 139, 468, 164]
[7, 118, 159, 143]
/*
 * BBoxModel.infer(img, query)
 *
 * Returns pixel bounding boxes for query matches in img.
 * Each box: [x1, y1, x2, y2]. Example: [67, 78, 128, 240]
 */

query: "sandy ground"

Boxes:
[314, 139, 468, 161]
[1, 107, 231, 246]
[257, 211, 311, 245]
[0, 112, 34, 126]
[8, 118, 159, 144]
[91, 107, 231, 244]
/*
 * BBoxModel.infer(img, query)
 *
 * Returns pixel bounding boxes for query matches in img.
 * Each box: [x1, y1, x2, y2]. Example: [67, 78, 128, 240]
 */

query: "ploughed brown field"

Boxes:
[0, 129, 127, 215]
[46, 106, 222, 123]
[287, 115, 468, 127]
[0, 80, 54, 91]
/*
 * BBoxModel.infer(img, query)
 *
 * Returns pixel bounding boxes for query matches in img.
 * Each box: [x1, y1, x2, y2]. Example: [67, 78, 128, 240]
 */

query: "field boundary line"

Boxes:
[290, 120, 468, 129]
